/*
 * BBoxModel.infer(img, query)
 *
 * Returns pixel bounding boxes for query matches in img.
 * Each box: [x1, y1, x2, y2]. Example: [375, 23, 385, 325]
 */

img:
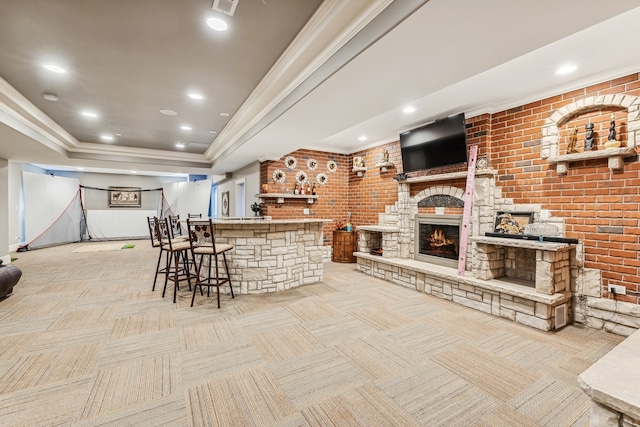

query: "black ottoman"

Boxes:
[0, 260, 22, 300]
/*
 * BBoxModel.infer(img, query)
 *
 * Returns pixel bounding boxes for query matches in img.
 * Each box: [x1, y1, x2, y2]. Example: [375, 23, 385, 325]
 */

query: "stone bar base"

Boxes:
[355, 252, 571, 331]
[579, 328, 640, 426]
[212, 219, 328, 294]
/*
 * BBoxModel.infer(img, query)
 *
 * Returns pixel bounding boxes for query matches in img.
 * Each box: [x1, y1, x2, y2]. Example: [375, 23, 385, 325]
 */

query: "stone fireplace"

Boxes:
[415, 214, 462, 268]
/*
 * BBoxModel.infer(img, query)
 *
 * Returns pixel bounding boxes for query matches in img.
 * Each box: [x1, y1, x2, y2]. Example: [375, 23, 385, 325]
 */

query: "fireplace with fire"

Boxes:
[415, 214, 462, 268]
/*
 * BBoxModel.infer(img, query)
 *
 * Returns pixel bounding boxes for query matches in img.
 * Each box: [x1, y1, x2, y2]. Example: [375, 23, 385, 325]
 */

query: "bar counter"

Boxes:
[209, 218, 331, 294]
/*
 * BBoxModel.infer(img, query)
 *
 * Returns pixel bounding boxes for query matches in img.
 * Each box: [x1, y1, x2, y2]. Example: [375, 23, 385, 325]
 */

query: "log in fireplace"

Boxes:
[415, 214, 462, 268]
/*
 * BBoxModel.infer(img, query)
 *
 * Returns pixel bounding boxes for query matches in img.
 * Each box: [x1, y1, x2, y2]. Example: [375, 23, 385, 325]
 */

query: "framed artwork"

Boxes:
[221, 191, 229, 217]
[108, 187, 141, 207]
[493, 211, 534, 234]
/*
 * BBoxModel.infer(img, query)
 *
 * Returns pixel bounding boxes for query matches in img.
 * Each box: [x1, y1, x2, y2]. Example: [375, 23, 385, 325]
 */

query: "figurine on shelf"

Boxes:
[566, 125, 579, 154]
[608, 113, 617, 142]
[382, 149, 389, 163]
[584, 121, 595, 151]
[604, 113, 621, 149]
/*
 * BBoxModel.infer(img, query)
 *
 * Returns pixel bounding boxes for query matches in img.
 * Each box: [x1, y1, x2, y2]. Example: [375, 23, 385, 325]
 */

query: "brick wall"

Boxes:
[259, 73, 640, 304]
[260, 149, 349, 245]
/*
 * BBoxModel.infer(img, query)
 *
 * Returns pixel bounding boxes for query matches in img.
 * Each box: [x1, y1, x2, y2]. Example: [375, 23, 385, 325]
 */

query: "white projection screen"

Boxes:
[23, 171, 82, 247]
[163, 179, 211, 218]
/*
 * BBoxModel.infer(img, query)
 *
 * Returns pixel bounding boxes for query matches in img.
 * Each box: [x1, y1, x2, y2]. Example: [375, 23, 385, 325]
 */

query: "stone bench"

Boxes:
[579, 328, 640, 426]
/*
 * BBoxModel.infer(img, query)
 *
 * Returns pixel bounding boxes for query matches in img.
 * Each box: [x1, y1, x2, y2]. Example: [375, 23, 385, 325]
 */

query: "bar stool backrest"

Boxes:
[187, 219, 218, 252]
[188, 213, 202, 219]
[147, 216, 160, 247]
[155, 218, 175, 251]
[168, 214, 183, 237]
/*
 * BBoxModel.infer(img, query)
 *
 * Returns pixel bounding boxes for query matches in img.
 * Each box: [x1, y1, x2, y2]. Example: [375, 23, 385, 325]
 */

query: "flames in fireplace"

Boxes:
[419, 223, 460, 261]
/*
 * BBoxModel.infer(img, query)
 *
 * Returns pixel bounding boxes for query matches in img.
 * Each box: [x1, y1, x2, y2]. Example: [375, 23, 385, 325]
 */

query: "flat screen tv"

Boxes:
[400, 113, 468, 173]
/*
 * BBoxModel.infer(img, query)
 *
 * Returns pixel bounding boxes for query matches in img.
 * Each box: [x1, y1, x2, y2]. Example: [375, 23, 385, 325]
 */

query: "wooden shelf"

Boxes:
[403, 169, 497, 184]
[375, 162, 394, 172]
[547, 146, 636, 175]
[256, 193, 318, 204]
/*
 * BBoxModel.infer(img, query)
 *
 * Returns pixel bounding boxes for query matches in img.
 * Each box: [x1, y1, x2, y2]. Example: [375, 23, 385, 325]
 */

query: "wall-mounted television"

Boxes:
[400, 113, 468, 173]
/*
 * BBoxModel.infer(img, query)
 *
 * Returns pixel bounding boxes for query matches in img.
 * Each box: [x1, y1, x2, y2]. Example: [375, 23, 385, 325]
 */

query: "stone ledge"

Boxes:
[354, 252, 569, 305]
[357, 225, 399, 232]
[472, 236, 574, 251]
[578, 328, 640, 422]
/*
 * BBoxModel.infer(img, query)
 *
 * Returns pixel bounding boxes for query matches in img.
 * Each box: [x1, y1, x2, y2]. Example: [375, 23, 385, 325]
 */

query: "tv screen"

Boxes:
[400, 113, 468, 173]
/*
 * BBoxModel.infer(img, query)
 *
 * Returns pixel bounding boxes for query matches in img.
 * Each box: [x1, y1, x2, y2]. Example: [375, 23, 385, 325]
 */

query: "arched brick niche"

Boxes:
[411, 185, 464, 205]
[541, 95, 640, 159]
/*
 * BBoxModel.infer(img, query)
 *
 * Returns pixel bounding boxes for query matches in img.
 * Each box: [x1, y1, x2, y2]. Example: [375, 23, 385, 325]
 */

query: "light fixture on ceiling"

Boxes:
[208, 130, 217, 134]
[130, 171, 137, 174]
[160, 109, 178, 115]
[220, 112, 229, 117]
[358, 136, 367, 141]
[43, 93, 59, 101]
[403, 106, 416, 113]
[206, 17, 228, 31]
[211, 0, 239, 16]
[556, 65, 577, 75]
[180, 125, 192, 131]
[101, 135, 114, 142]
[81, 111, 98, 118]
[176, 141, 186, 149]
[188, 93, 204, 100]
[43, 64, 66, 73]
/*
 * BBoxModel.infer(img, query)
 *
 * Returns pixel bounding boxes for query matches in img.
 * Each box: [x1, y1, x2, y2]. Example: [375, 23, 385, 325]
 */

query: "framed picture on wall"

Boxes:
[221, 191, 229, 217]
[108, 187, 141, 207]
[493, 211, 534, 234]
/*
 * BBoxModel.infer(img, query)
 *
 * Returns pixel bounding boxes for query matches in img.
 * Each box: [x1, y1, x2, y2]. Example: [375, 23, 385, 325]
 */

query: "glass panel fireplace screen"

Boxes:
[414, 214, 462, 268]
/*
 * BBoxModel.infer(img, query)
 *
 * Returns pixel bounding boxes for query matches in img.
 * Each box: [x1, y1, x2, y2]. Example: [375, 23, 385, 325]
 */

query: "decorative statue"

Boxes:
[584, 121, 595, 151]
[382, 149, 389, 163]
[566, 125, 579, 154]
[607, 113, 617, 142]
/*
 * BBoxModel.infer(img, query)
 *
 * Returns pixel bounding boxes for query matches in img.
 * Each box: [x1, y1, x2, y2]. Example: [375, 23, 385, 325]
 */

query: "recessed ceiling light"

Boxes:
[43, 93, 59, 102]
[43, 64, 66, 73]
[208, 130, 217, 134]
[206, 17, 228, 31]
[358, 136, 367, 141]
[100, 135, 114, 142]
[403, 106, 416, 113]
[130, 171, 137, 174]
[220, 112, 229, 117]
[115, 133, 121, 137]
[188, 93, 203, 100]
[556, 65, 577, 75]
[160, 109, 178, 116]
[81, 111, 98, 118]
[180, 125, 192, 131]
[176, 141, 186, 148]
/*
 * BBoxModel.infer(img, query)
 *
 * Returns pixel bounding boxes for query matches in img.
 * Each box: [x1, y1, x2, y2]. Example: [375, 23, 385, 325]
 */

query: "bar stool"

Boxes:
[146, 216, 166, 291]
[156, 218, 195, 303]
[187, 218, 234, 308]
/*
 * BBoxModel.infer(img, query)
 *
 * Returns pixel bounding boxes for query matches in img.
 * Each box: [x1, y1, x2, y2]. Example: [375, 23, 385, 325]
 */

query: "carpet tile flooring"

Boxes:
[0, 240, 625, 426]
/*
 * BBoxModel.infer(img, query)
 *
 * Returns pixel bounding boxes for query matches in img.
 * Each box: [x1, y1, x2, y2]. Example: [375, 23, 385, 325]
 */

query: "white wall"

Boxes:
[216, 162, 260, 217]
[0, 158, 9, 264]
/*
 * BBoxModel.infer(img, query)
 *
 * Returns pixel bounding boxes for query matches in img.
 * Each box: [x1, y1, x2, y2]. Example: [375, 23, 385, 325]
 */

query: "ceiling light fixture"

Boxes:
[130, 171, 137, 174]
[358, 136, 367, 141]
[403, 106, 416, 113]
[206, 17, 228, 31]
[43, 64, 66, 73]
[43, 93, 59, 102]
[176, 141, 186, 148]
[81, 111, 98, 118]
[555, 65, 577, 75]
[180, 125, 192, 131]
[220, 112, 229, 117]
[188, 93, 203, 100]
[208, 130, 217, 134]
[100, 135, 114, 142]
[160, 109, 178, 115]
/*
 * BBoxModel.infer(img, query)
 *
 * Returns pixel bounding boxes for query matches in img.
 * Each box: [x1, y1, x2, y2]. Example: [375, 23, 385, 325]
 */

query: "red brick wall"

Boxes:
[489, 73, 640, 302]
[259, 73, 640, 303]
[260, 149, 349, 245]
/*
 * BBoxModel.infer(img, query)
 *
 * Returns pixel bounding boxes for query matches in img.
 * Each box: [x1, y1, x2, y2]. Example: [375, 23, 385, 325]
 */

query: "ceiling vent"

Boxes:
[212, 0, 239, 16]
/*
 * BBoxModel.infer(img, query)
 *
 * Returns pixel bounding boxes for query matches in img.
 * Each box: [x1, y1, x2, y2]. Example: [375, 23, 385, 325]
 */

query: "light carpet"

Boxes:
[1, 240, 625, 426]
[71, 243, 134, 253]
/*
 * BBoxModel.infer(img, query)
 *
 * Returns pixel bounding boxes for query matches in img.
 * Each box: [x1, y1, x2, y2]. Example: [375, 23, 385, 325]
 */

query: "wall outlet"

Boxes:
[608, 284, 626, 295]
[303, 208, 309, 215]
